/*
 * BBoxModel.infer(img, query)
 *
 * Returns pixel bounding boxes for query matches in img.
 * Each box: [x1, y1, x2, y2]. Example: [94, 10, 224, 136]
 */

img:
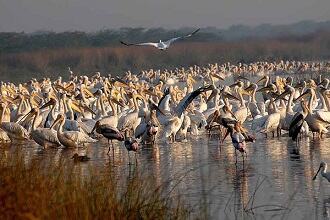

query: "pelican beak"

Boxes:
[133, 93, 146, 101]
[114, 81, 129, 88]
[294, 90, 309, 102]
[313, 165, 322, 180]
[18, 108, 37, 123]
[238, 75, 249, 81]
[241, 89, 251, 96]
[210, 73, 224, 81]
[228, 108, 237, 120]
[109, 97, 125, 107]
[206, 90, 216, 103]
[82, 87, 94, 98]
[223, 92, 240, 101]
[275, 90, 289, 101]
[50, 115, 62, 130]
[40, 98, 56, 110]
[229, 82, 239, 88]
[256, 76, 266, 84]
[80, 105, 96, 115]
[70, 102, 82, 113]
[54, 84, 67, 92]
[143, 89, 158, 97]
[257, 86, 271, 92]
[244, 84, 254, 93]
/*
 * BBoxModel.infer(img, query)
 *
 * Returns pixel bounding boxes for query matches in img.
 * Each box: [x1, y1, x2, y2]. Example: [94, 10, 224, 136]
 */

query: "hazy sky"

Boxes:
[1, 0, 330, 32]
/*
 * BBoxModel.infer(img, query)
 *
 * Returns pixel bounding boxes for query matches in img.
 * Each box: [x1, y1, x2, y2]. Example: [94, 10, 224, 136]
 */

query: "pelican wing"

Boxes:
[135, 122, 147, 138]
[289, 112, 304, 140]
[175, 86, 212, 118]
[164, 28, 200, 45]
[315, 111, 330, 124]
[120, 41, 159, 48]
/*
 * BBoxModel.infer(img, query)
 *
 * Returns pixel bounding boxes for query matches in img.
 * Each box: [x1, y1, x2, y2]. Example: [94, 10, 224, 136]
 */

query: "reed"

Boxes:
[0, 149, 189, 220]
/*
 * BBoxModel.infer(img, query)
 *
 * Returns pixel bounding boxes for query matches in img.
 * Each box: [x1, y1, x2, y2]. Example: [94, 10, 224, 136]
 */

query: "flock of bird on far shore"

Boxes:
[1, 28, 330, 180]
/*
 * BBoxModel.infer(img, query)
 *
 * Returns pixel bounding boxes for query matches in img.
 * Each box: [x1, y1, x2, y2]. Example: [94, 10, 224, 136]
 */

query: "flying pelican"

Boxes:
[313, 162, 330, 182]
[120, 29, 200, 50]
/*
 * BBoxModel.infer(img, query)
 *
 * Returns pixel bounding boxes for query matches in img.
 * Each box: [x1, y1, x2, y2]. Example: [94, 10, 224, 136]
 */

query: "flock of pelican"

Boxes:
[1, 60, 330, 168]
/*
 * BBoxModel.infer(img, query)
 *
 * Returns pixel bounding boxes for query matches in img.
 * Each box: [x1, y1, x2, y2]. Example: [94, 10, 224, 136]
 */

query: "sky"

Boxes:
[0, 0, 330, 32]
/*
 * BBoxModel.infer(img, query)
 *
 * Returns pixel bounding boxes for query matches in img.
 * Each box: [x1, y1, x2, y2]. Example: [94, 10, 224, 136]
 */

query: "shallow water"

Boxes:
[2, 131, 330, 220]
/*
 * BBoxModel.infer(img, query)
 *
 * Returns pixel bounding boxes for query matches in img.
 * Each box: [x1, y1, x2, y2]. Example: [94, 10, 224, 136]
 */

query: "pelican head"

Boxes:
[256, 75, 269, 84]
[294, 88, 313, 102]
[313, 161, 327, 180]
[40, 98, 57, 109]
[50, 114, 65, 129]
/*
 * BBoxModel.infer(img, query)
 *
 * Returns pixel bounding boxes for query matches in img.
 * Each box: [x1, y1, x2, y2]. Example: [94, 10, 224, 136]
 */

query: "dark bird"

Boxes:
[91, 121, 124, 155]
[289, 101, 307, 141]
[120, 28, 200, 50]
[71, 153, 90, 162]
[124, 137, 140, 165]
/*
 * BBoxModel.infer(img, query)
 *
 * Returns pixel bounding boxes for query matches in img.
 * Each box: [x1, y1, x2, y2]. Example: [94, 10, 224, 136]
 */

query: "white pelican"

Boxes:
[296, 88, 330, 138]
[0, 103, 29, 141]
[22, 108, 60, 148]
[157, 85, 212, 143]
[120, 29, 200, 50]
[51, 114, 97, 148]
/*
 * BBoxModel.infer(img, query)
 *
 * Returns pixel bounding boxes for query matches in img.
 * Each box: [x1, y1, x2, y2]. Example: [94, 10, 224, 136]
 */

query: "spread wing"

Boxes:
[175, 85, 212, 118]
[164, 28, 200, 46]
[120, 41, 159, 48]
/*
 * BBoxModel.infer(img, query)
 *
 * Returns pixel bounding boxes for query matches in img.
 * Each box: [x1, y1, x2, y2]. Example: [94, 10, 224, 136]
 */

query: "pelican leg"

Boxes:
[127, 151, 131, 165]
[107, 140, 114, 155]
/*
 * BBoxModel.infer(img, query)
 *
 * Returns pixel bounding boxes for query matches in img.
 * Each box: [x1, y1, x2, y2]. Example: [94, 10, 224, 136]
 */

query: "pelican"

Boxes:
[0, 103, 29, 141]
[51, 114, 97, 148]
[296, 88, 330, 138]
[21, 108, 60, 148]
[120, 28, 200, 50]
[156, 85, 212, 143]
[313, 162, 330, 182]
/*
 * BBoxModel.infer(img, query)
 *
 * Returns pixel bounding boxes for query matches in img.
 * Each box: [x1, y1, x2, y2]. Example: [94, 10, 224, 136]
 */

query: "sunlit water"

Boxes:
[2, 130, 330, 220]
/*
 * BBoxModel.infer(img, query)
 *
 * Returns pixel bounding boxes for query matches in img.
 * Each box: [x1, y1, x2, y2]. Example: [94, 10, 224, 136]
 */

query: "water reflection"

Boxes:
[2, 134, 330, 219]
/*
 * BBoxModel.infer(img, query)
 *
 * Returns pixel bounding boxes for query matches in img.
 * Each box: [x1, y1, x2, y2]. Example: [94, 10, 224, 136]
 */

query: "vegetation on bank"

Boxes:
[0, 149, 189, 220]
[0, 21, 330, 82]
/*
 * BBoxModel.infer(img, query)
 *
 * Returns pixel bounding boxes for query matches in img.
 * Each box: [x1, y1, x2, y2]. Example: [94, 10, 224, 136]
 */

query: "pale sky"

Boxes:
[0, 0, 330, 32]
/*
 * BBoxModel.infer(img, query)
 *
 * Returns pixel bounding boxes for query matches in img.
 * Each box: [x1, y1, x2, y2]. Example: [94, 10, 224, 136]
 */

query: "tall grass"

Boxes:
[1, 31, 330, 82]
[0, 149, 189, 220]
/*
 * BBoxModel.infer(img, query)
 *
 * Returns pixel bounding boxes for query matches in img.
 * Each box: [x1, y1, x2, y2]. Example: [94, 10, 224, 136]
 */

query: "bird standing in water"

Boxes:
[124, 137, 140, 165]
[313, 162, 330, 182]
[222, 122, 255, 163]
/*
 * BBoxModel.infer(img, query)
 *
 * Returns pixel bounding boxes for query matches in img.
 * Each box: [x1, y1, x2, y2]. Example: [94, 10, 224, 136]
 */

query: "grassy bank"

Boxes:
[0, 149, 189, 220]
[1, 31, 330, 83]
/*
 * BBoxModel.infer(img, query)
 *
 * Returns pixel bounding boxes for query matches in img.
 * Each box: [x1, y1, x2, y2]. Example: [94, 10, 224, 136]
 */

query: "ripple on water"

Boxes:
[2, 135, 330, 219]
